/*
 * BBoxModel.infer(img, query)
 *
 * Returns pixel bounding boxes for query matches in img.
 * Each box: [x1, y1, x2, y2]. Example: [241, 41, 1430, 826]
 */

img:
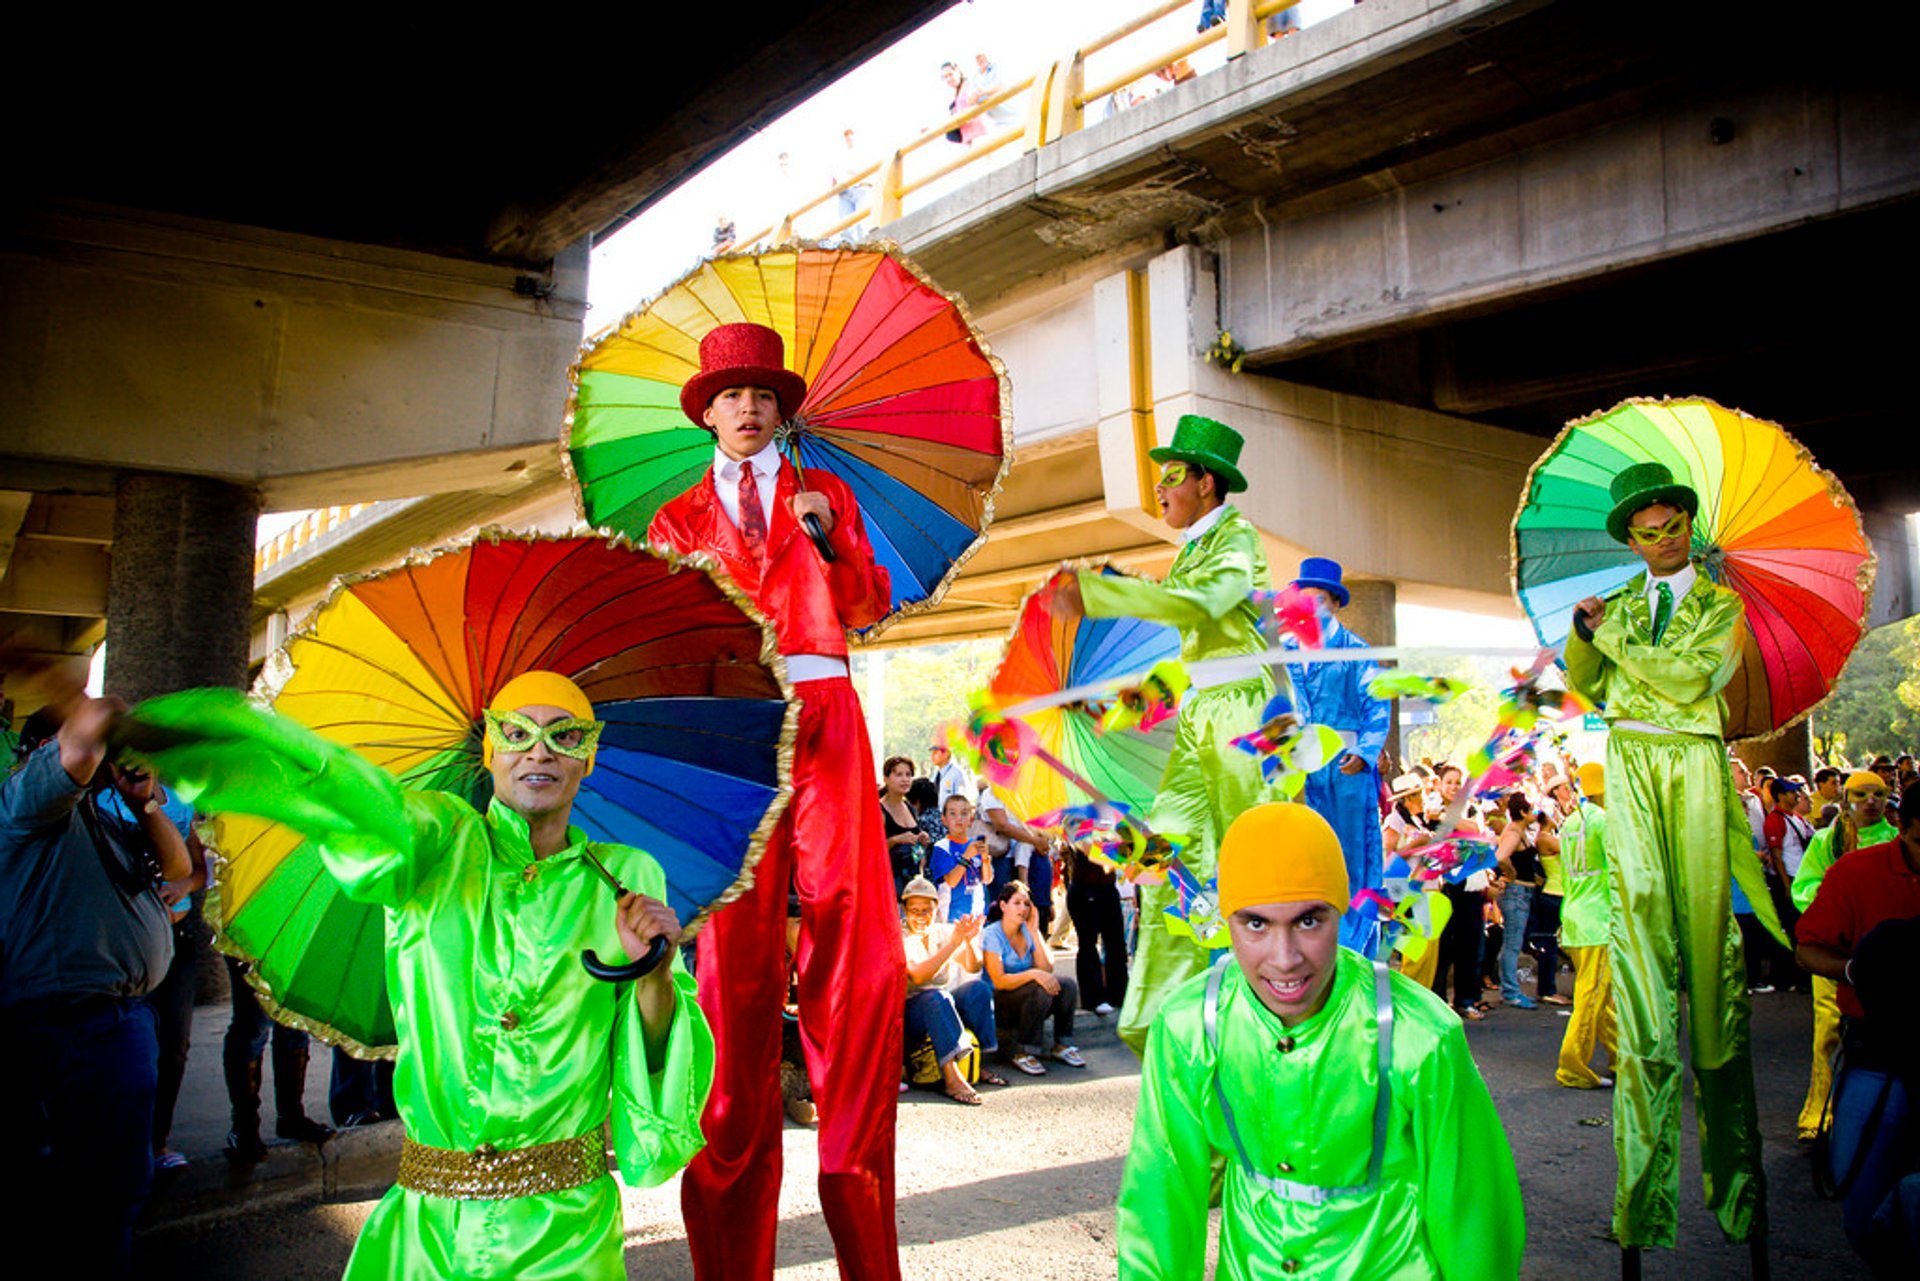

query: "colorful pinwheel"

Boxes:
[1514, 396, 1874, 739]
[1229, 691, 1346, 798]
[567, 244, 1011, 631]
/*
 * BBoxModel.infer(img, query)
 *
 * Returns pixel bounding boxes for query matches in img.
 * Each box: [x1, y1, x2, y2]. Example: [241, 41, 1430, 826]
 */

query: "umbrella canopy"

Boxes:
[565, 243, 1011, 633]
[985, 566, 1183, 820]
[1513, 397, 1875, 740]
[206, 531, 794, 1054]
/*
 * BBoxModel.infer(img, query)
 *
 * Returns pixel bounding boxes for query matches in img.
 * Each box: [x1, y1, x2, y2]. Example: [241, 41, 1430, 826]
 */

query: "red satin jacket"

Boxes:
[647, 462, 891, 658]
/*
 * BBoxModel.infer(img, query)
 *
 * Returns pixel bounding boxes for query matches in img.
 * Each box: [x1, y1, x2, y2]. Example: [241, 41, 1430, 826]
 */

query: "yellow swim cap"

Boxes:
[483, 671, 596, 770]
[1217, 802, 1349, 921]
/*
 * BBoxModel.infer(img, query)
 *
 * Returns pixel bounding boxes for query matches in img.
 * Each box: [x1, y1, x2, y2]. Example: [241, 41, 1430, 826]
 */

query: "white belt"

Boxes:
[784, 654, 849, 682]
[1612, 719, 1678, 736]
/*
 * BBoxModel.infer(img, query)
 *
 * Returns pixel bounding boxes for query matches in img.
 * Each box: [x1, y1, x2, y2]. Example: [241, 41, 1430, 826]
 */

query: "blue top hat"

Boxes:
[1292, 557, 1349, 608]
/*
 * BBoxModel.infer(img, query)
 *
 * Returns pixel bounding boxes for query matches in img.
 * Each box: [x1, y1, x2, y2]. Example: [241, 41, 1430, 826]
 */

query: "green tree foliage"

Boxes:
[852, 639, 1003, 775]
[1810, 617, 1920, 765]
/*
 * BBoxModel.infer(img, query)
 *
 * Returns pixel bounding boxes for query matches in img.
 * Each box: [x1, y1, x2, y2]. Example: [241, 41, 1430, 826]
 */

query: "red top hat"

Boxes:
[679, 323, 810, 428]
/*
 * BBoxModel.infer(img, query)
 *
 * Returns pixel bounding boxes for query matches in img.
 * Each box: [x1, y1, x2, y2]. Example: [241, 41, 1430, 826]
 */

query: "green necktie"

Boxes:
[1651, 581, 1673, 644]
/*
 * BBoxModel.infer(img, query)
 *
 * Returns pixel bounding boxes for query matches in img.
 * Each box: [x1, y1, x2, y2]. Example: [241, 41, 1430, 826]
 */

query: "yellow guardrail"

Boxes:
[738, 0, 1301, 249]
[254, 504, 370, 576]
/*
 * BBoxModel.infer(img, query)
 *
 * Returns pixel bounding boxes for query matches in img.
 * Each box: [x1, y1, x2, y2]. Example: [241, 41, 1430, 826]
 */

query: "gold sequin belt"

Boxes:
[397, 1130, 607, 1201]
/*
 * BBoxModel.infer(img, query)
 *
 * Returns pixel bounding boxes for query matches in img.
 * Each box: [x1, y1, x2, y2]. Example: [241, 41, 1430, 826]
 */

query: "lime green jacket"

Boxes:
[1564, 571, 1746, 737]
[1078, 505, 1270, 665]
[1790, 818, 1898, 912]
[1117, 950, 1525, 1279]
[1557, 802, 1611, 949]
[323, 794, 714, 1281]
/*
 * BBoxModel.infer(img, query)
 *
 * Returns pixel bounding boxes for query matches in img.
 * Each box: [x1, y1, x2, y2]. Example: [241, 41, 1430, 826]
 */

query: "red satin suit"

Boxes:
[649, 462, 907, 1280]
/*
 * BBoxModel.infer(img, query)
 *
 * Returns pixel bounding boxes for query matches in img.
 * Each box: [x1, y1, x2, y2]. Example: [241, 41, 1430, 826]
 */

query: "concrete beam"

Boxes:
[1, 202, 587, 506]
[1223, 80, 1920, 360]
[0, 539, 109, 617]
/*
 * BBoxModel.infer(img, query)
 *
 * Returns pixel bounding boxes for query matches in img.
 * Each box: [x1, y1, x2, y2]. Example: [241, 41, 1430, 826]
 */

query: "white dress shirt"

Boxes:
[712, 441, 847, 682]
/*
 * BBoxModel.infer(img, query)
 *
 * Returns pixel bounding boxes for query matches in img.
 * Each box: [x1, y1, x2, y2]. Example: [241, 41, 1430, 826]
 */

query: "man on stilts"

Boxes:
[1284, 558, 1391, 957]
[1565, 462, 1780, 1277]
[1054, 415, 1274, 1053]
[648, 322, 906, 1280]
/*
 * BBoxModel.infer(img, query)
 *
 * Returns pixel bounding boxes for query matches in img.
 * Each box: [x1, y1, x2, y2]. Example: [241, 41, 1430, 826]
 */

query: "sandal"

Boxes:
[943, 1083, 983, 1106]
[1011, 1053, 1047, 1076]
[1542, 995, 1572, 1006]
[1458, 1005, 1486, 1022]
[978, 1069, 1010, 1087]
[1049, 1045, 1087, 1068]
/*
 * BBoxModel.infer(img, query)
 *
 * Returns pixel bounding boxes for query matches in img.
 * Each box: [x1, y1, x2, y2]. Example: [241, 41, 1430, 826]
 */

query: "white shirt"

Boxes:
[713, 441, 782, 530]
[1643, 562, 1696, 617]
[711, 441, 848, 682]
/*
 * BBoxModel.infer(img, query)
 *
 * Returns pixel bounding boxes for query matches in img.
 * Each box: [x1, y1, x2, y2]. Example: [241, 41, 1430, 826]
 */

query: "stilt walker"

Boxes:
[648, 323, 906, 1279]
[1053, 415, 1274, 1053]
[1555, 761, 1618, 1089]
[1564, 462, 1778, 1271]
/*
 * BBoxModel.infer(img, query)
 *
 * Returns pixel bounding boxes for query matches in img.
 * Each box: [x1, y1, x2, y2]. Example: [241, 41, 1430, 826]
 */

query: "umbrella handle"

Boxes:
[800, 512, 837, 563]
[580, 936, 671, 982]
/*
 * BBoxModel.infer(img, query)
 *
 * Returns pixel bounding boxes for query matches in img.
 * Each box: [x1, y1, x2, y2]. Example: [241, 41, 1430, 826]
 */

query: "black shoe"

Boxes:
[225, 1128, 269, 1163]
[276, 1115, 336, 1145]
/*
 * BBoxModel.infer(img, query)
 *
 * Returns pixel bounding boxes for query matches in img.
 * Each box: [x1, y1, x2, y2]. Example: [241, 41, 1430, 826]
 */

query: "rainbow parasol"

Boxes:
[984, 565, 1183, 820]
[205, 531, 793, 1054]
[565, 244, 1011, 631]
[1513, 397, 1875, 740]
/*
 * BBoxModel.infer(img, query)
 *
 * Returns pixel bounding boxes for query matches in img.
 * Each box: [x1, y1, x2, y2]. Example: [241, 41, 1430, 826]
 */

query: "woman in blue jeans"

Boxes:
[1495, 793, 1545, 1009]
[899, 876, 1005, 1104]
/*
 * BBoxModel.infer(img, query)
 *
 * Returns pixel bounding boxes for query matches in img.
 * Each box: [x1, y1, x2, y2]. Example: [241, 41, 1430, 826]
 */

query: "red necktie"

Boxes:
[737, 464, 768, 559]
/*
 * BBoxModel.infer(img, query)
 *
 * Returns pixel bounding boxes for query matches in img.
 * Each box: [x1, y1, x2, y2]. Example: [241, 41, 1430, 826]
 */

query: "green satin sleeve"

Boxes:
[1412, 1019, 1527, 1279]
[1115, 1002, 1214, 1280]
[1564, 620, 1610, 706]
[606, 851, 713, 1186]
[1079, 522, 1260, 630]
[1590, 589, 1745, 707]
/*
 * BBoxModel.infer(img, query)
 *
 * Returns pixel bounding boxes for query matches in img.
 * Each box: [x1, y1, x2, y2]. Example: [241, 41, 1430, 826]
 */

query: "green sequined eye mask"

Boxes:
[483, 710, 603, 760]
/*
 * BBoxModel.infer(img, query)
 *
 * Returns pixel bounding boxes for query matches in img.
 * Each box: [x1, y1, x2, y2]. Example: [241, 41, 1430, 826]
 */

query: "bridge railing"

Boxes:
[735, 0, 1300, 248]
[255, 504, 370, 577]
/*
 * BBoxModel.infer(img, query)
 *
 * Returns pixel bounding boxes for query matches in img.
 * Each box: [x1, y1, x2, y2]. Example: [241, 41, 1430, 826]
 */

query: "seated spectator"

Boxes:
[976, 782, 1063, 934]
[981, 880, 1082, 1076]
[1795, 783, 1920, 1273]
[928, 793, 992, 920]
[899, 876, 1005, 1105]
[880, 755, 931, 899]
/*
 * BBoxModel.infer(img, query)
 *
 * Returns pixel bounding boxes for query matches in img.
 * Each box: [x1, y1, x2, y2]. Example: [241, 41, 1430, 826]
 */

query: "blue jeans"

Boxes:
[904, 979, 998, 1063]
[1499, 881, 1534, 1002]
[9, 999, 158, 1276]
[1830, 1063, 1915, 1262]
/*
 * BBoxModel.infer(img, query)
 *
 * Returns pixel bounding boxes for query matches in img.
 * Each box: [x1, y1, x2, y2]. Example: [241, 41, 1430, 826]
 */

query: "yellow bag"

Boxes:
[906, 1029, 979, 1087]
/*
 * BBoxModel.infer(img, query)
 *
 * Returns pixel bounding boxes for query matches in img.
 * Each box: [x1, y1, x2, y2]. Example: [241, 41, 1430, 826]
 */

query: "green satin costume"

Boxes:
[324, 793, 714, 1281]
[1565, 570, 1778, 1249]
[1117, 949, 1525, 1279]
[1556, 801, 1618, 1087]
[1078, 505, 1274, 1053]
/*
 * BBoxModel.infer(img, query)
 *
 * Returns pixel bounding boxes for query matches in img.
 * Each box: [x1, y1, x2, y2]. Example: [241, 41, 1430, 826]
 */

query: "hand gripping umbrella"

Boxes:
[565, 243, 1012, 633]
[1513, 397, 1875, 741]
[131, 532, 794, 1055]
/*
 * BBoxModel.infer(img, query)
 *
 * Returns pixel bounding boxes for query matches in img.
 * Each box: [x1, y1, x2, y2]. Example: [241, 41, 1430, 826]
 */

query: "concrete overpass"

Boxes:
[0, 4, 947, 714]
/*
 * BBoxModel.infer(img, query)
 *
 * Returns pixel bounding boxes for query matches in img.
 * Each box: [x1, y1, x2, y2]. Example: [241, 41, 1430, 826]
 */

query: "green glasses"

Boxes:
[1626, 512, 1689, 546]
[484, 710, 603, 760]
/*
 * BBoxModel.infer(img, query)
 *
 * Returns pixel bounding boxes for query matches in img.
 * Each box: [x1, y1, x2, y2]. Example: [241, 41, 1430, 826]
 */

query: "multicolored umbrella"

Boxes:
[565, 243, 1011, 632]
[1512, 397, 1875, 740]
[984, 565, 1182, 820]
[205, 531, 794, 1054]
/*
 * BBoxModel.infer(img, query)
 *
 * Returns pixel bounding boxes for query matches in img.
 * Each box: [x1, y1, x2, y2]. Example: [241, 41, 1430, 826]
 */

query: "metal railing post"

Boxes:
[1227, 0, 1267, 58]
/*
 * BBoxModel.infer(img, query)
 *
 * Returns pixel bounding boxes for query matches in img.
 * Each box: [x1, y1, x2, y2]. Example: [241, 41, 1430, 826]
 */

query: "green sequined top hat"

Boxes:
[1148, 414, 1248, 494]
[1605, 461, 1699, 544]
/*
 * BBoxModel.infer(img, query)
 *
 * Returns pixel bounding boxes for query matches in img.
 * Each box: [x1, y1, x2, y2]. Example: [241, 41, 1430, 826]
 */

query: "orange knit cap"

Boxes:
[1216, 802, 1349, 920]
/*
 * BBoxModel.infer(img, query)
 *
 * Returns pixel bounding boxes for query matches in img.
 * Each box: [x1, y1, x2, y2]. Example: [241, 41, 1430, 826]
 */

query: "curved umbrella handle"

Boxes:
[800, 512, 837, 563]
[580, 936, 671, 982]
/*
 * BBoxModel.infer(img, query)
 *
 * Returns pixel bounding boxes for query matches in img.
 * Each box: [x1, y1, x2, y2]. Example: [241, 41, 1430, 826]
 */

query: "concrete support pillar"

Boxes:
[106, 472, 258, 1006]
[1732, 720, 1812, 781]
[105, 474, 259, 704]
[1340, 578, 1399, 769]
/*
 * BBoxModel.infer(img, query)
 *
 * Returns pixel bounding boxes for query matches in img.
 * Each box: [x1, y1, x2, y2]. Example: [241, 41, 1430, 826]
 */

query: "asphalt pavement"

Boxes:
[135, 960, 1868, 1279]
